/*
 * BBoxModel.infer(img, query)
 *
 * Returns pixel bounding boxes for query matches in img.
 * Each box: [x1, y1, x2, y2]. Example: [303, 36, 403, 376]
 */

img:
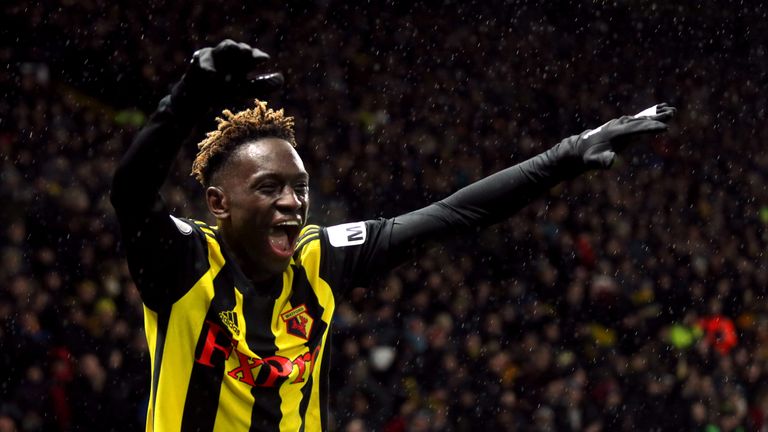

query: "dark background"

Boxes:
[2, 1, 768, 430]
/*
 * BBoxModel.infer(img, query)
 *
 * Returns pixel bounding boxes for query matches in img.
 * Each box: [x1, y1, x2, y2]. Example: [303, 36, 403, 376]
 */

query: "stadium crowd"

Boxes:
[3, 1, 768, 430]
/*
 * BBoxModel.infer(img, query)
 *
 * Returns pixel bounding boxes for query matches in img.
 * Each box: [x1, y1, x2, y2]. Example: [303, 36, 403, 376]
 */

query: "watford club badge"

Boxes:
[281, 304, 314, 340]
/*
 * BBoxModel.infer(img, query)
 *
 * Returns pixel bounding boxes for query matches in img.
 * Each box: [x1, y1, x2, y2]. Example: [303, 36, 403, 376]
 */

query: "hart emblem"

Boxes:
[281, 304, 314, 340]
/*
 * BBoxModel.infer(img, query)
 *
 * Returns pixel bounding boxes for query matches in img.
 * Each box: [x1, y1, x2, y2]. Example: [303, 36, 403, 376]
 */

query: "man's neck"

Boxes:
[218, 229, 279, 284]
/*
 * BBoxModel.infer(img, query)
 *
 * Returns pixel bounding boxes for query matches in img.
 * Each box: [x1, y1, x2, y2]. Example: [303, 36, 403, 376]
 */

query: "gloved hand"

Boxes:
[169, 39, 284, 117]
[550, 103, 677, 171]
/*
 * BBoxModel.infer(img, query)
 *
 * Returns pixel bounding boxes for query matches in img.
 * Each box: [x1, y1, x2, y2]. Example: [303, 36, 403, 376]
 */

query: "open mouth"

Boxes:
[268, 220, 302, 258]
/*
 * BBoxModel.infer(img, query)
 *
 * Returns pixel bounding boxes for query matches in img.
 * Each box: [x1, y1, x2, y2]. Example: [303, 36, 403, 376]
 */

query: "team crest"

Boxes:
[281, 304, 314, 340]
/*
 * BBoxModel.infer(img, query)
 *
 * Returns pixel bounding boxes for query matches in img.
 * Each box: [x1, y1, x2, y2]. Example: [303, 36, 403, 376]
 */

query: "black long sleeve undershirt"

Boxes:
[110, 94, 211, 222]
[387, 139, 581, 262]
[110, 95, 215, 308]
[112, 86, 585, 286]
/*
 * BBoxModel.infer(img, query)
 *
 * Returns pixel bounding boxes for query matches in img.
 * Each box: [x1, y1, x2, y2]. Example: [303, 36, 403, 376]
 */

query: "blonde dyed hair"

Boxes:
[191, 100, 296, 185]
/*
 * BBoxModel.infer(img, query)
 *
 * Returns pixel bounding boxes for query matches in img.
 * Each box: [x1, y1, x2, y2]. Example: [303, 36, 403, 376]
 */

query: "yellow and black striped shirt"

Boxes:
[113, 90, 565, 431]
[125, 215, 392, 432]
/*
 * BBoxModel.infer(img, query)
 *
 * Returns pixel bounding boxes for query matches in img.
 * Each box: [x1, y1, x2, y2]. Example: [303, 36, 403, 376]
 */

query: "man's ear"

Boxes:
[206, 186, 229, 220]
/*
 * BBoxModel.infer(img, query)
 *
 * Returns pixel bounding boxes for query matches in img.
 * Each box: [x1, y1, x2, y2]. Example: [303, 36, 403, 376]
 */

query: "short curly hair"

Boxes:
[191, 100, 296, 186]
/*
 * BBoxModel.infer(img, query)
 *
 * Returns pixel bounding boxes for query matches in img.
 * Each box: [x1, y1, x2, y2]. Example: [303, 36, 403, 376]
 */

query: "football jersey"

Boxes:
[126, 216, 393, 432]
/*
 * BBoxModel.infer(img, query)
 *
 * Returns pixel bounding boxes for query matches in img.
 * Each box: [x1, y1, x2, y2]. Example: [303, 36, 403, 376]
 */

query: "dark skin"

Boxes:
[206, 138, 309, 282]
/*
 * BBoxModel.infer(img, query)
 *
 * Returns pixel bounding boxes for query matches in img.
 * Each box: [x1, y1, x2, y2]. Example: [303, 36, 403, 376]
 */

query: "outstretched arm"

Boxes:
[386, 104, 677, 263]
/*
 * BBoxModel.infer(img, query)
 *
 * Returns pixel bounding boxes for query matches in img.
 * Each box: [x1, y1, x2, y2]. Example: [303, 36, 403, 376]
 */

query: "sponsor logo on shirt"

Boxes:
[219, 310, 240, 336]
[195, 320, 320, 387]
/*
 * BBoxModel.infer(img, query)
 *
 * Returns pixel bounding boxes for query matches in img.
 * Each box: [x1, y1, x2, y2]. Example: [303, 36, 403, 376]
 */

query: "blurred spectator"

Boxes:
[3, 1, 768, 430]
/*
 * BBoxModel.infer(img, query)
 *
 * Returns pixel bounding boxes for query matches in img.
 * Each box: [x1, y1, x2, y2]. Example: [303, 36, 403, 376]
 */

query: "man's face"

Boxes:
[209, 138, 309, 279]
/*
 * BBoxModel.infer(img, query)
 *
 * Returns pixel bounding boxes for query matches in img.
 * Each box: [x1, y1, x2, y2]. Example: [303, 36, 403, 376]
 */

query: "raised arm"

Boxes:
[110, 40, 283, 222]
[110, 40, 283, 308]
[387, 104, 677, 262]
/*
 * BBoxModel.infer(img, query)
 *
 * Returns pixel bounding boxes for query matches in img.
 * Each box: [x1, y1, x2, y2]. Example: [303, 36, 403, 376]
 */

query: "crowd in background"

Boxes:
[3, 1, 768, 430]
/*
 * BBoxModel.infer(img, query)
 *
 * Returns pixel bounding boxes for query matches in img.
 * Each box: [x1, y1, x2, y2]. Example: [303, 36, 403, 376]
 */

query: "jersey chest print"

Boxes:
[195, 320, 320, 387]
[195, 307, 320, 388]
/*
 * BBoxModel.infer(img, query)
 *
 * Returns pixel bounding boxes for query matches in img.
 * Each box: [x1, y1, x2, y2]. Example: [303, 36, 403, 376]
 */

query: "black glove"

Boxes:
[169, 39, 284, 118]
[550, 103, 677, 171]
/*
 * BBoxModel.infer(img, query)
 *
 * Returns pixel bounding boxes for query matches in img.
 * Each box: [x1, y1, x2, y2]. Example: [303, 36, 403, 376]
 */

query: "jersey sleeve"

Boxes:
[308, 144, 579, 293]
[121, 214, 211, 310]
[297, 220, 395, 292]
[111, 96, 210, 311]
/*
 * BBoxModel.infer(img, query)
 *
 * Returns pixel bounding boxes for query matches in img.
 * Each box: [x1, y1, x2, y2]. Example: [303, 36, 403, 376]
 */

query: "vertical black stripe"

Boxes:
[318, 340, 330, 431]
[297, 373, 312, 432]
[245, 276, 284, 432]
[151, 308, 170, 430]
[180, 265, 237, 432]
[289, 265, 329, 429]
[314, 233, 336, 432]
[290, 266, 328, 351]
